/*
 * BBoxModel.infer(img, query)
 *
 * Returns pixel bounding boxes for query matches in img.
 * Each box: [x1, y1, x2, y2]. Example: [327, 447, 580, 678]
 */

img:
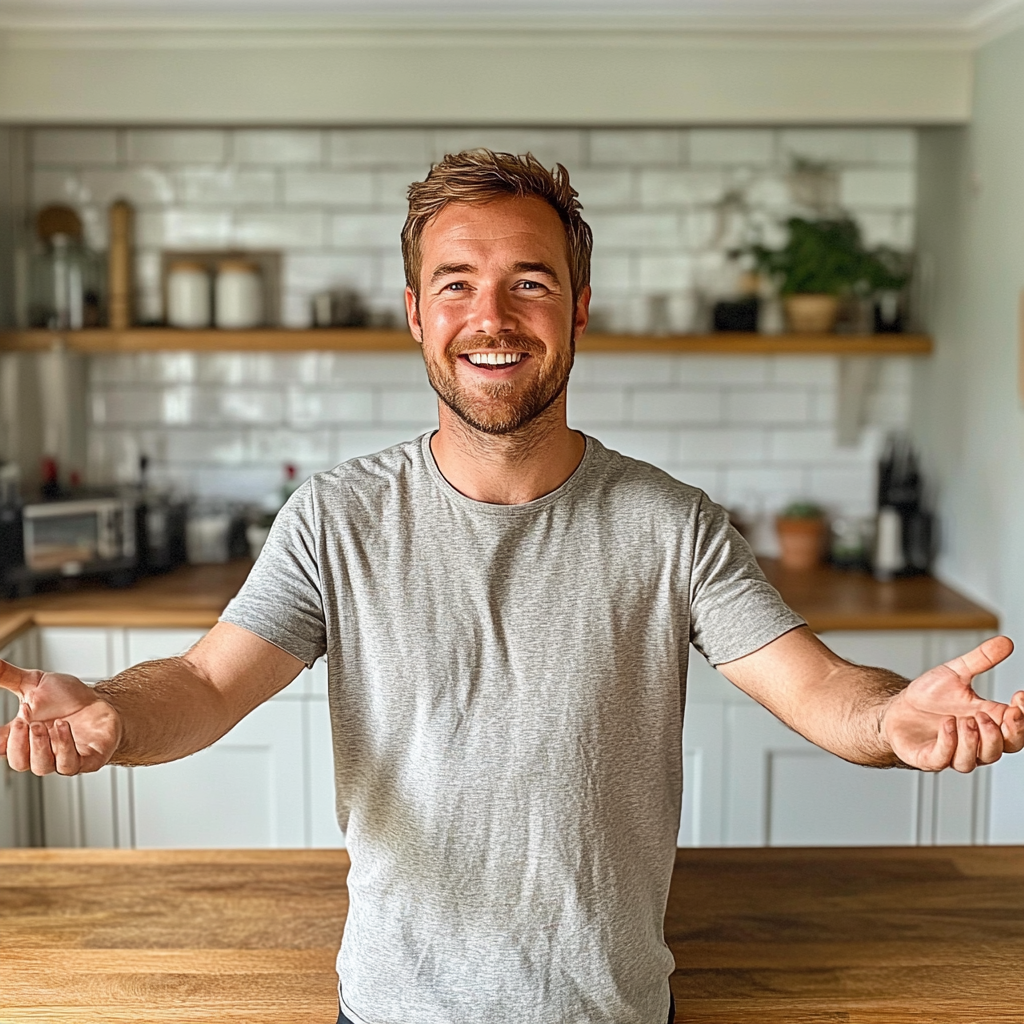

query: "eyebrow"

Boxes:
[430, 262, 476, 283]
[428, 260, 563, 284]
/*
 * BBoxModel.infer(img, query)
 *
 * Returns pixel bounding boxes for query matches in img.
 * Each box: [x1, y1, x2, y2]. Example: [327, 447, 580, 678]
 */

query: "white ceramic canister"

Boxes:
[166, 259, 212, 328]
[215, 259, 263, 329]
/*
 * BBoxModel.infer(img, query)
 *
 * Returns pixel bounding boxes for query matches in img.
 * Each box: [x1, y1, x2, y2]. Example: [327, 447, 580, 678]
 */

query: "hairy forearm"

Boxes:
[787, 660, 912, 768]
[93, 657, 236, 767]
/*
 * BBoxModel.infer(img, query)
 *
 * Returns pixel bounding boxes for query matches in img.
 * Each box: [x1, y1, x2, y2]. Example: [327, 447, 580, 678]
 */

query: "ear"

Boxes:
[404, 286, 423, 345]
[573, 285, 591, 340]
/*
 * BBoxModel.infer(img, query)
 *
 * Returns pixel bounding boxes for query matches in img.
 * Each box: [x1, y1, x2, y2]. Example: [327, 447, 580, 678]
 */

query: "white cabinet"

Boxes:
[0, 631, 43, 848]
[31, 626, 343, 850]
[682, 629, 992, 848]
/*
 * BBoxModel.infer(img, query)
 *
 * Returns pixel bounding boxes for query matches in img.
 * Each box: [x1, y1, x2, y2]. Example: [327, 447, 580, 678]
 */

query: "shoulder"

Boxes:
[585, 435, 710, 515]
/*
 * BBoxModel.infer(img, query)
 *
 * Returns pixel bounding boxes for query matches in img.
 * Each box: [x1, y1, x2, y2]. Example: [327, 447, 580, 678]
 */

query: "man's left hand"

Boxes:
[882, 636, 1024, 772]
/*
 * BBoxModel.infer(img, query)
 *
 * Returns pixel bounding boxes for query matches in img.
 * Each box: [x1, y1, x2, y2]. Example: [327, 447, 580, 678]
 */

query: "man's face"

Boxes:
[405, 196, 590, 435]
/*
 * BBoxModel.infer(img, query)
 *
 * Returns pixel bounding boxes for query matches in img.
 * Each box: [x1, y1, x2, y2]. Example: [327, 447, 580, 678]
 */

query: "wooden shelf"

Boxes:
[0, 328, 933, 356]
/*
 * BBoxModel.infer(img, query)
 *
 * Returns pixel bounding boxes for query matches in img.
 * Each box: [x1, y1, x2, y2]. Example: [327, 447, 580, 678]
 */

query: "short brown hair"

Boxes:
[402, 149, 592, 304]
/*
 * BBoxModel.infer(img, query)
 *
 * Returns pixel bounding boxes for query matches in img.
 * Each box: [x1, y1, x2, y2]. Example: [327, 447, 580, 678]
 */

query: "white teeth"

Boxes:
[466, 352, 524, 366]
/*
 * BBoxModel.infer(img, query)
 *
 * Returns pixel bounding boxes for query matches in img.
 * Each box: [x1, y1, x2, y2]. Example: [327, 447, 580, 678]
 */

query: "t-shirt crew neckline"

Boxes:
[419, 429, 594, 516]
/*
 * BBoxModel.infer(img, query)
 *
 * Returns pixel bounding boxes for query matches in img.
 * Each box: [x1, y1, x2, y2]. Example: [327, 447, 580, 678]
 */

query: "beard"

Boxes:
[422, 330, 575, 436]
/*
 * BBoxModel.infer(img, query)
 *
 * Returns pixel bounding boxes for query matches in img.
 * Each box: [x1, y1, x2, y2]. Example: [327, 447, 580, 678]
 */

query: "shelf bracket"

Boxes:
[836, 357, 877, 448]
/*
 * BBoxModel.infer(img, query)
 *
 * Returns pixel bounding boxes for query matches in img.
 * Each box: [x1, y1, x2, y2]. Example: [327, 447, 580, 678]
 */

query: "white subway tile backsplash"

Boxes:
[234, 129, 323, 165]
[125, 129, 226, 164]
[432, 129, 585, 169]
[689, 130, 775, 167]
[629, 388, 721, 425]
[34, 128, 118, 165]
[176, 168, 276, 206]
[724, 389, 811, 425]
[378, 389, 439, 425]
[589, 130, 685, 167]
[676, 428, 767, 464]
[283, 169, 374, 207]
[868, 129, 917, 166]
[331, 212, 407, 249]
[233, 210, 326, 248]
[328, 129, 431, 168]
[573, 354, 678, 386]
[289, 389, 375, 426]
[24, 126, 916, 517]
[595, 427, 676, 463]
[639, 169, 728, 208]
[778, 128, 873, 165]
[137, 209, 232, 248]
[336, 428, 427, 463]
[566, 388, 627, 425]
[840, 168, 916, 209]
[571, 169, 635, 210]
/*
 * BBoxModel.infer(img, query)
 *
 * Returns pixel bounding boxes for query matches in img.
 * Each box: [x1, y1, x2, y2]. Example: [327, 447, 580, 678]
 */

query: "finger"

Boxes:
[6, 716, 29, 772]
[52, 720, 82, 776]
[0, 720, 8, 756]
[952, 716, 980, 773]
[922, 716, 958, 771]
[947, 635, 1014, 682]
[1002, 703, 1024, 753]
[976, 711, 1004, 764]
[28, 721, 56, 776]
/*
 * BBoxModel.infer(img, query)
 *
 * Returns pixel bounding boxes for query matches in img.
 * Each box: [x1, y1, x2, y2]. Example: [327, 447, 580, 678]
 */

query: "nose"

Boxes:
[466, 281, 518, 336]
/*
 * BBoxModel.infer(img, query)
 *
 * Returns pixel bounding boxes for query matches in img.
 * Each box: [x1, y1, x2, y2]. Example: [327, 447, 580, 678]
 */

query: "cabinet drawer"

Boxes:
[38, 628, 112, 679]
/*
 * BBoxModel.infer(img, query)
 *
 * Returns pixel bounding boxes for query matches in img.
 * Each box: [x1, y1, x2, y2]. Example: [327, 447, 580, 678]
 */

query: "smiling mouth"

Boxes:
[461, 352, 528, 368]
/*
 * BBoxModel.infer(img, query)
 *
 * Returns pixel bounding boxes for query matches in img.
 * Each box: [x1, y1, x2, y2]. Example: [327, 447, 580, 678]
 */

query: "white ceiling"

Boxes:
[0, 0, 1021, 42]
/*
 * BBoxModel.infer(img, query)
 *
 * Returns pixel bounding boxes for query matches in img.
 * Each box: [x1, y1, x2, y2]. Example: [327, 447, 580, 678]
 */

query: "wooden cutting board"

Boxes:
[2, 846, 1024, 1023]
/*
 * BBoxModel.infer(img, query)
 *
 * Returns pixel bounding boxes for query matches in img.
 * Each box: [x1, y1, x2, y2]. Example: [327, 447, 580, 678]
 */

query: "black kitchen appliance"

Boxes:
[876, 436, 936, 577]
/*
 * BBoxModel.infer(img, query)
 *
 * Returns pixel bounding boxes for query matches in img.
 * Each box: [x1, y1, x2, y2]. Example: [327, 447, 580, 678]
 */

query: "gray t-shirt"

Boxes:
[222, 432, 803, 1024]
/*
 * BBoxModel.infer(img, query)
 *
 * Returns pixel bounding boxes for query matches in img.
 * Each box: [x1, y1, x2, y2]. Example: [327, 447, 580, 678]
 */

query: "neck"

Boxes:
[430, 393, 586, 504]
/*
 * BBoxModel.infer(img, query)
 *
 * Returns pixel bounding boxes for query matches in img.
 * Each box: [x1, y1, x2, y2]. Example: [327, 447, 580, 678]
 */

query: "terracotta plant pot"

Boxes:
[783, 294, 840, 334]
[776, 516, 827, 571]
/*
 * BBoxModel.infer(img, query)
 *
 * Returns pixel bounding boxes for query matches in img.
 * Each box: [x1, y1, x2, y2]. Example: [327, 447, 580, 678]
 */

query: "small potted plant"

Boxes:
[742, 217, 872, 334]
[776, 501, 828, 571]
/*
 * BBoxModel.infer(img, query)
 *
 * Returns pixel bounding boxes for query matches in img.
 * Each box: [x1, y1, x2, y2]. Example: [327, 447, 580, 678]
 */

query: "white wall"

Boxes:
[21, 125, 917, 536]
[911, 29, 1024, 840]
[0, 25, 973, 125]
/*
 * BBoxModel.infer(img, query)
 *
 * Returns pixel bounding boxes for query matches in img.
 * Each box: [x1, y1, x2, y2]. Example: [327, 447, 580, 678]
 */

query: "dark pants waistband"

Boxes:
[336, 991, 676, 1024]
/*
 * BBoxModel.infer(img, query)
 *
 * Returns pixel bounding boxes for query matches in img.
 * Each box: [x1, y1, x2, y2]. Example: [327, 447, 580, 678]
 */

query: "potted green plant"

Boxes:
[744, 217, 870, 334]
[776, 501, 828, 571]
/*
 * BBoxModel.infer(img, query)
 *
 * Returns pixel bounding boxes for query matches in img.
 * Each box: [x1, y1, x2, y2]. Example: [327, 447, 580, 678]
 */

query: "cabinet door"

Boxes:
[307, 694, 346, 848]
[680, 702, 725, 847]
[131, 699, 305, 849]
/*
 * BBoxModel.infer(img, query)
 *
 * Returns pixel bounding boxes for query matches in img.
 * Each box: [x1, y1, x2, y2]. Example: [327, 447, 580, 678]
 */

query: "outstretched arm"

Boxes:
[0, 622, 304, 774]
[719, 625, 1024, 771]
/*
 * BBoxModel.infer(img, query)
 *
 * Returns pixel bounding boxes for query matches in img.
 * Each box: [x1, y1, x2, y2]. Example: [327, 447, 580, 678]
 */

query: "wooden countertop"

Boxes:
[2, 845, 1023, 1023]
[0, 558, 998, 652]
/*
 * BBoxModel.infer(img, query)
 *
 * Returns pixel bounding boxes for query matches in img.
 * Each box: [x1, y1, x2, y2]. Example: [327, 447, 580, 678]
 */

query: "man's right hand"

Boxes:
[0, 661, 121, 776]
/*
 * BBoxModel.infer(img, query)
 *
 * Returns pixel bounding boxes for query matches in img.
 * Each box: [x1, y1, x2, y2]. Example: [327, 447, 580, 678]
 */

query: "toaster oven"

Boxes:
[22, 497, 137, 576]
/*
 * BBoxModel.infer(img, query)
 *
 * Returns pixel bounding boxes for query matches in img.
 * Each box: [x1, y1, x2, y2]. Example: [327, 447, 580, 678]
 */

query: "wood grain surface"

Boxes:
[2, 846, 1023, 1023]
[0, 557, 998, 652]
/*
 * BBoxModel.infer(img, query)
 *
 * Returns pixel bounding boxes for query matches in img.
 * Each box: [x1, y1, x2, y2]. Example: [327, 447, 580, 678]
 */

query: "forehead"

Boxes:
[420, 196, 568, 266]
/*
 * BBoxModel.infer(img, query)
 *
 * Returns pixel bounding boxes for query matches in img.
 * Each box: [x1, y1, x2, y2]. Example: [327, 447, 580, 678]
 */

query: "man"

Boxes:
[2, 149, 1023, 1024]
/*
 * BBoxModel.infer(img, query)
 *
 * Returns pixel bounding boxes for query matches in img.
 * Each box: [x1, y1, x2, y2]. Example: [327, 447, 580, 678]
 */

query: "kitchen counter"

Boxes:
[0, 558, 998, 652]
[2, 845, 1023, 1023]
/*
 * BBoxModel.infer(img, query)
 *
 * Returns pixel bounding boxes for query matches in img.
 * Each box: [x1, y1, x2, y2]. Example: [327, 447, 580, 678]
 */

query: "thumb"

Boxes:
[946, 635, 1014, 682]
[0, 659, 37, 697]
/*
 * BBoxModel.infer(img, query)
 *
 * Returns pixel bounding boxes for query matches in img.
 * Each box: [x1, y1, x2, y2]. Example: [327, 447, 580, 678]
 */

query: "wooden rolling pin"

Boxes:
[108, 199, 134, 330]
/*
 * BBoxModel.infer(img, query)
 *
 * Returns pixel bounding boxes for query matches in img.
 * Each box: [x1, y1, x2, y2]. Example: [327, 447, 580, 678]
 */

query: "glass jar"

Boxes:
[29, 233, 105, 330]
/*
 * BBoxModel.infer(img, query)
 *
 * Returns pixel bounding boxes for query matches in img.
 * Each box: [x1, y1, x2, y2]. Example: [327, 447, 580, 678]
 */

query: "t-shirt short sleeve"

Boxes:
[220, 479, 327, 668]
[689, 493, 805, 666]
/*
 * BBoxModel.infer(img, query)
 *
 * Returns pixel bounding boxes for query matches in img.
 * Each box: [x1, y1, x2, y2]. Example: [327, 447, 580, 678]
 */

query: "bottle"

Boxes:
[280, 464, 299, 507]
